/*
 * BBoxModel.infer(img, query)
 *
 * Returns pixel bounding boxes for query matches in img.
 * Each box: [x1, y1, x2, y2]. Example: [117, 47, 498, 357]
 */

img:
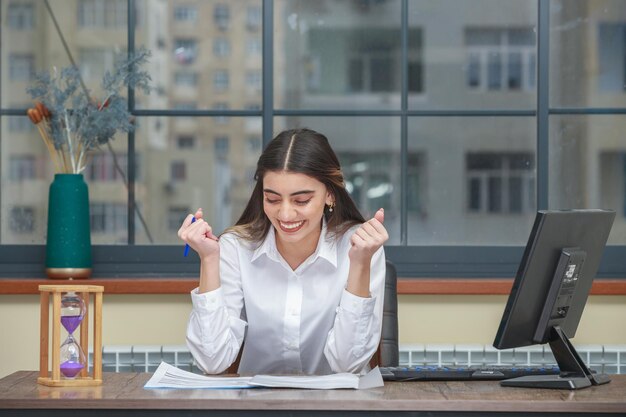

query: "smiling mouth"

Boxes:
[278, 220, 305, 233]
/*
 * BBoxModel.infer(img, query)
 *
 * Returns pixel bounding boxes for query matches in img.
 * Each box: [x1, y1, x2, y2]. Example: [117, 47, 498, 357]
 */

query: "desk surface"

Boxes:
[1, 371, 626, 416]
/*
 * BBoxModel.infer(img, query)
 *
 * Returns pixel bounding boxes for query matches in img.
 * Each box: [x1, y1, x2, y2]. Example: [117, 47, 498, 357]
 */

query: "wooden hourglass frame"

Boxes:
[38, 284, 103, 387]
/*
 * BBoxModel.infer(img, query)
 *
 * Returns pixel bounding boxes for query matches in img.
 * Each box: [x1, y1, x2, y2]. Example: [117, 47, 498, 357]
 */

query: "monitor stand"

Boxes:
[500, 326, 611, 389]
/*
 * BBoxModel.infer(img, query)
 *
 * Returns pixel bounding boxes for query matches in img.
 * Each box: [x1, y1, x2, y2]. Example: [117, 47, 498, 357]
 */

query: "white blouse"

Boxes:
[186, 222, 386, 376]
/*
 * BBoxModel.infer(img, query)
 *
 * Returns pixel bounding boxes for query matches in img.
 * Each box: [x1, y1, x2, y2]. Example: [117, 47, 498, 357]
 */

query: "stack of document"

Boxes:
[144, 361, 383, 390]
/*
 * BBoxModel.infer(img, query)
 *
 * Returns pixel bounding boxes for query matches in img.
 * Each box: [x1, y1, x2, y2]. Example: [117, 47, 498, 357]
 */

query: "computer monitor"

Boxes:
[493, 209, 615, 389]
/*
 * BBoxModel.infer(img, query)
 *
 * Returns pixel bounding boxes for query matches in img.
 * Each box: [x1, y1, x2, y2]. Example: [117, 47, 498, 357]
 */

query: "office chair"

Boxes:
[225, 260, 399, 373]
[370, 260, 399, 368]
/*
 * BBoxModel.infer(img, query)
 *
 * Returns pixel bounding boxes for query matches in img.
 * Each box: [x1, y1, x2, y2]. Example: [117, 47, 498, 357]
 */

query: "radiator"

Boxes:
[90, 344, 625, 375]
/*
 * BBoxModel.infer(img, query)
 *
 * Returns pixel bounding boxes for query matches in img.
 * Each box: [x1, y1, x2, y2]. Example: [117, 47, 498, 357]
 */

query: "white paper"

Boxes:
[144, 362, 254, 389]
[144, 362, 384, 390]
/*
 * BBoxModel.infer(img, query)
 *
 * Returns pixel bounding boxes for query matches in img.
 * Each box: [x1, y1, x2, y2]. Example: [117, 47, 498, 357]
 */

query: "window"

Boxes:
[7, 1, 34, 29]
[9, 54, 34, 81]
[78, 0, 126, 28]
[174, 39, 198, 65]
[213, 70, 229, 92]
[465, 28, 536, 91]
[213, 39, 230, 57]
[168, 207, 190, 231]
[213, 103, 229, 124]
[175, 136, 196, 149]
[8, 116, 34, 132]
[466, 153, 535, 214]
[246, 6, 261, 30]
[87, 153, 127, 182]
[174, 72, 198, 86]
[598, 23, 626, 92]
[245, 70, 262, 94]
[214, 4, 230, 30]
[173, 6, 197, 22]
[214, 136, 229, 159]
[9, 206, 35, 233]
[79, 48, 121, 82]
[90, 202, 126, 234]
[247, 38, 262, 56]
[8, 155, 37, 181]
[170, 161, 186, 181]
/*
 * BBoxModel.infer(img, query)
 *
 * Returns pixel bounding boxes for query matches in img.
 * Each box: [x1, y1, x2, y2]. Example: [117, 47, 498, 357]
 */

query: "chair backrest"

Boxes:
[370, 260, 399, 368]
[226, 260, 399, 373]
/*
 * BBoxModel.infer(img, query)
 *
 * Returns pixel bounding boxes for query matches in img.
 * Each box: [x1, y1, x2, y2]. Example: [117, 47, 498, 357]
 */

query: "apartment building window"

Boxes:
[214, 103, 229, 124]
[78, 0, 126, 28]
[9, 206, 35, 233]
[174, 39, 198, 65]
[466, 152, 535, 214]
[246, 6, 261, 31]
[173, 5, 197, 23]
[213, 70, 229, 92]
[341, 153, 395, 215]
[87, 153, 127, 182]
[598, 23, 626, 92]
[214, 136, 229, 160]
[79, 48, 120, 82]
[247, 38, 262, 56]
[175, 136, 196, 149]
[9, 54, 34, 81]
[213, 38, 231, 57]
[245, 70, 262, 94]
[214, 4, 230, 30]
[90, 202, 127, 234]
[466, 28, 536, 91]
[8, 155, 37, 181]
[168, 207, 190, 231]
[174, 72, 198, 86]
[170, 161, 187, 181]
[8, 116, 34, 132]
[7, 1, 34, 30]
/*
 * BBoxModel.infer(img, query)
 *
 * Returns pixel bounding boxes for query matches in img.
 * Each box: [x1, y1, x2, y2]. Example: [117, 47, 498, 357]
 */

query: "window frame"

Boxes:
[1, 0, 625, 280]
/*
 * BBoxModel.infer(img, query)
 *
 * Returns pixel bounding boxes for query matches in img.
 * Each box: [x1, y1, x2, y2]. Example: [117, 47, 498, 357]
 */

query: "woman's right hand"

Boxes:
[178, 208, 220, 260]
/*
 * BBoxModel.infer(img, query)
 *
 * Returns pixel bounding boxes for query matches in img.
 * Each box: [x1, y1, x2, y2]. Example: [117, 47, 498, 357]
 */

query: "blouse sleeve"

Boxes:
[185, 234, 248, 374]
[323, 245, 386, 374]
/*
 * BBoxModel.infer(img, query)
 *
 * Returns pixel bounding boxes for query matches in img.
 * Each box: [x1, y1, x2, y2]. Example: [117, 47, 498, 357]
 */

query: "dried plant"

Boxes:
[26, 47, 152, 174]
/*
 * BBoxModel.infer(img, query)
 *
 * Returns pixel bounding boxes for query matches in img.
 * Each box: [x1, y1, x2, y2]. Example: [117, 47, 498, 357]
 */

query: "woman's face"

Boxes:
[262, 170, 333, 248]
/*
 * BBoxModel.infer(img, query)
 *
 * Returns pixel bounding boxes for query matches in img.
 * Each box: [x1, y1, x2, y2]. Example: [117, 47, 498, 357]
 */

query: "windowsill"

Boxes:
[1, 278, 625, 295]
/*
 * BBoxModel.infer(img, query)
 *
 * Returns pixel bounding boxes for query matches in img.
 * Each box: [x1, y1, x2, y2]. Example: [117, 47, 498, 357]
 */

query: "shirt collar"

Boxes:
[251, 219, 337, 268]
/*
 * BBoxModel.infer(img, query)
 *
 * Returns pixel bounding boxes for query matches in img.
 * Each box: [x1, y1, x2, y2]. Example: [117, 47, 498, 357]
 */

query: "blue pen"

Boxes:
[183, 216, 196, 257]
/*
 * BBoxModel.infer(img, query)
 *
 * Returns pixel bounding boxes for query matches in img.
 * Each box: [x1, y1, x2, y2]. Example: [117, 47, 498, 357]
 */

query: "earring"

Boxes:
[328, 202, 335, 212]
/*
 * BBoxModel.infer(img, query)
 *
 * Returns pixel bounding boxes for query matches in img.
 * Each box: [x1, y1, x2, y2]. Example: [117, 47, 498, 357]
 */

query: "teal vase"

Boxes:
[45, 174, 92, 279]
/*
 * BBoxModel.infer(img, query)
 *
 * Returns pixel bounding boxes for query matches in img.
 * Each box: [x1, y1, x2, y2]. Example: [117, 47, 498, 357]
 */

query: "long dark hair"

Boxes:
[226, 128, 365, 242]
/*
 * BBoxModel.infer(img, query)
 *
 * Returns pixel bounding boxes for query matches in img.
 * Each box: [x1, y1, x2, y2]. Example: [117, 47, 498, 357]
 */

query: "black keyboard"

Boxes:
[380, 365, 561, 381]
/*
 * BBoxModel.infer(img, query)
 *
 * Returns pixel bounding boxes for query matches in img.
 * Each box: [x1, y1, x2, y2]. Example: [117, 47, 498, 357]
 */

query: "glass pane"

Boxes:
[549, 115, 626, 245]
[409, 0, 537, 110]
[551, 0, 626, 108]
[134, 117, 262, 244]
[1, 0, 128, 107]
[0, 116, 50, 243]
[274, 117, 401, 244]
[135, 0, 263, 110]
[408, 117, 536, 245]
[274, 0, 403, 110]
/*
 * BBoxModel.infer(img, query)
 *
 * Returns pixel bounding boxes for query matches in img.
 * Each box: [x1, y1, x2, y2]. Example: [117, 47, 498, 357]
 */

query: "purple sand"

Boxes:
[61, 315, 83, 333]
[60, 361, 84, 378]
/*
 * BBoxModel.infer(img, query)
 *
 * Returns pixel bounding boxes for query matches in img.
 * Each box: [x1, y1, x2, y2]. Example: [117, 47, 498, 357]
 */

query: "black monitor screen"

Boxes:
[493, 209, 615, 389]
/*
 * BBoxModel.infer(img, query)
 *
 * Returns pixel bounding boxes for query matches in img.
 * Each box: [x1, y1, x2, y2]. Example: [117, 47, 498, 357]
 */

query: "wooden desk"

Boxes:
[1, 371, 625, 416]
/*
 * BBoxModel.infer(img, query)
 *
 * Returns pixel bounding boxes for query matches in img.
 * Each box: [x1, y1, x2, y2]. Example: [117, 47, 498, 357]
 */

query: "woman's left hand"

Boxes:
[349, 208, 389, 265]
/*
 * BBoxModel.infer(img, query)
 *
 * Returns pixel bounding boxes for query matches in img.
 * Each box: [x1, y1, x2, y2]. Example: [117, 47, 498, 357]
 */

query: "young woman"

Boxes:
[178, 128, 388, 375]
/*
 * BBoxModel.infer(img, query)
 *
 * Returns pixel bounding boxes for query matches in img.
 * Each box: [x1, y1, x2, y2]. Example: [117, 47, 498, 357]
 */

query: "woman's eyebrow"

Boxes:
[263, 189, 315, 197]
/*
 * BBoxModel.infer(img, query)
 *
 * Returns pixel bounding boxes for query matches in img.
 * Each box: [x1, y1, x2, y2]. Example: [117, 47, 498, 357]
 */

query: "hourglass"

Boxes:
[38, 284, 103, 387]
[59, 291, 86, 378]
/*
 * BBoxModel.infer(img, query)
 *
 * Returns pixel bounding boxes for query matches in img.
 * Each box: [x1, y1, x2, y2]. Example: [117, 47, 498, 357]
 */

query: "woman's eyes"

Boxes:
[264, 198, 312, 206]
